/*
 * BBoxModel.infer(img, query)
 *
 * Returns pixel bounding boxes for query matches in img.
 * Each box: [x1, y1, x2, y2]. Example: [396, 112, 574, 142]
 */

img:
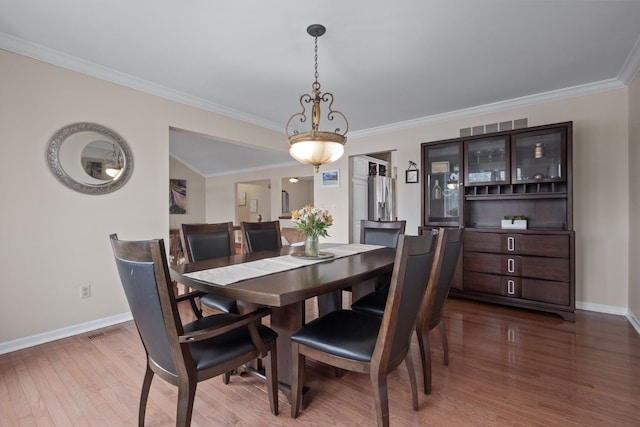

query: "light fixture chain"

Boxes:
[314, 36, 319, 86]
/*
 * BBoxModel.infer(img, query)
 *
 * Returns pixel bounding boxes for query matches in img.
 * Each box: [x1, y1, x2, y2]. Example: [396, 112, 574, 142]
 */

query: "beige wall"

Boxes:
[1, 46, 637, 347]
[169, 156, 206, 229]
[282, 178, 314, 213]
[629, 72, 640, 319]
[0, 49, 285, 344]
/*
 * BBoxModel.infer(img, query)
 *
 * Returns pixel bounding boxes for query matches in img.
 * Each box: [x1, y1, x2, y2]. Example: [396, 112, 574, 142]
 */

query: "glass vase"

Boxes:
[304, 235, 319, 257]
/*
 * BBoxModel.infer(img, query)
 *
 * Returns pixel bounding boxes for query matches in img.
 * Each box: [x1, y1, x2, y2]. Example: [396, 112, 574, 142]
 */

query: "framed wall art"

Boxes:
[405, 161, 419, 183]
[321, 170, 340, 187]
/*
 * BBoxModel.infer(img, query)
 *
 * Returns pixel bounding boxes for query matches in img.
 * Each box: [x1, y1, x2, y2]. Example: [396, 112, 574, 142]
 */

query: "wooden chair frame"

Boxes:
[360, 219, 407, 248]
[110, 234, 278, 426]
[177, 222, 239, 318]
[291, 234, 437, 427]
[241, 220, 282, 254]
[415, 227, 464, 394]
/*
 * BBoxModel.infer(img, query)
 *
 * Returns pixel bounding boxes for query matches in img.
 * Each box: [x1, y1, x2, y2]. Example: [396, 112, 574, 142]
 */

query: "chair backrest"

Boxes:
[418, 227, 465, 330]
[372, 233, 437, 371]
[181, 222, 235, 262]
[241, 221, 282, 253]
[109, 234, 190, 377]
[360, 220, 407, 248]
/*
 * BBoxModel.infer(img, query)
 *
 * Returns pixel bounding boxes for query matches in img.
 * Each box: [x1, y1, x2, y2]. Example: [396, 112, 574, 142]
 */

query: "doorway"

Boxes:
[236, 180, 271, 223]
[349, 152, 395, 243]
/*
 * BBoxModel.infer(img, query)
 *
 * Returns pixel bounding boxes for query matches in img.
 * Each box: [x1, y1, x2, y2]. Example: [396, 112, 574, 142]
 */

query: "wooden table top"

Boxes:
[170, 246, 396, 307]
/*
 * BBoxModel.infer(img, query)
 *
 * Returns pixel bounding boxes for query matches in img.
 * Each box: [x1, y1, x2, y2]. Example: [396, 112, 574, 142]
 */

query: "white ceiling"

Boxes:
[2, 1, 640, 176]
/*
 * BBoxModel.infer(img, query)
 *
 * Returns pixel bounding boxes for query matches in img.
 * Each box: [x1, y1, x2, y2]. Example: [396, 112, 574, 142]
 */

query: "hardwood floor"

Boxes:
[1, 298, 639, 426]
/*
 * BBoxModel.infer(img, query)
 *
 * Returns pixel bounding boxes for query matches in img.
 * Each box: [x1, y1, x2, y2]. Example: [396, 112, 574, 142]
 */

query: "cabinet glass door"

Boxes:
[513, 128, 566, 183]
[424, 143, 462, 225]
[465, 137, 509, 185]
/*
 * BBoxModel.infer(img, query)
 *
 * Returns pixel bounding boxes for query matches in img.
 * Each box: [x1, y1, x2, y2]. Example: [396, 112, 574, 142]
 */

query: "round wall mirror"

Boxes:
[46, 122, 133, 194]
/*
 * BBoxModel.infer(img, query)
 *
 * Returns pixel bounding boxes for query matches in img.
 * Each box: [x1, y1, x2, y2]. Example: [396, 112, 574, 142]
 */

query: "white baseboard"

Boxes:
[576, 300, 640, 336]
[576, 300, 628, 316]
[0, 312, 133, 355]
[627, 310, 640, 336]
[3, 301, 638, 355]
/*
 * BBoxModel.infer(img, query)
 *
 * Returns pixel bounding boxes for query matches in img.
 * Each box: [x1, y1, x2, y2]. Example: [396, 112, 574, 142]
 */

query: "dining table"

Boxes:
[170, 243, 396, 403]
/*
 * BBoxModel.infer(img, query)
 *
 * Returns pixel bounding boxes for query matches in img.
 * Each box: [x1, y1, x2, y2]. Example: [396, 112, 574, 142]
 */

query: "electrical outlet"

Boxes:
[80, 285, 91, 299]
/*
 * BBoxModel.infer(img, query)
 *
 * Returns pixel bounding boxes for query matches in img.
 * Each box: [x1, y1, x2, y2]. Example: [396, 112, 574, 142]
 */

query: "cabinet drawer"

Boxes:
[465, 252, 522, 277]
[522, 278, 570, 306]
[464, 252, 503, 274]
[464, 232, 502, 253]
[463, 271, 521, 297]
[465, 231, 569, 258]
[521, 256, 569, 282]
[504, 234, 569, 258]
[465, 252, 569, 282]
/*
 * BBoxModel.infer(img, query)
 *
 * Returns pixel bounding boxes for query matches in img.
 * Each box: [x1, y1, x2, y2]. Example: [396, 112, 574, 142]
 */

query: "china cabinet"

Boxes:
[421, 121, 574, 320]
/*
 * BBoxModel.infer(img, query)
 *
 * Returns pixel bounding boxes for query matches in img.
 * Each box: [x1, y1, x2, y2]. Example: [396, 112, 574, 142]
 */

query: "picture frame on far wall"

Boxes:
[405, 169, 419, 184]
[169, 179, 187, 214]
[321, 170, 340, 187]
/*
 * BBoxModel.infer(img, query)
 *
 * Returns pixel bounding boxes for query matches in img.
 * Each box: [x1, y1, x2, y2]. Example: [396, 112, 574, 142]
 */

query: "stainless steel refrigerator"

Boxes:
[368, 175, 396, 221]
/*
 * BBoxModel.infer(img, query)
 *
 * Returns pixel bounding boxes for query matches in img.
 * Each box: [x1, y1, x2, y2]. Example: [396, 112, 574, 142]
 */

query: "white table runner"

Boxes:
[184, 243, 384, 286]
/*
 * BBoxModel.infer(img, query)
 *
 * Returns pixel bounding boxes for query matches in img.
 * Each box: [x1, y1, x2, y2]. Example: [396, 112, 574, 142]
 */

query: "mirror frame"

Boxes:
[46, 122, 133, 195]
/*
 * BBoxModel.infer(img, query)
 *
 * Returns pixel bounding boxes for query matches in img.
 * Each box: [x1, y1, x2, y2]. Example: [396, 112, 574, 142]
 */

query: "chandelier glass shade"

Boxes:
[286, 24, 348, 173]
[104, 144, 123, 178]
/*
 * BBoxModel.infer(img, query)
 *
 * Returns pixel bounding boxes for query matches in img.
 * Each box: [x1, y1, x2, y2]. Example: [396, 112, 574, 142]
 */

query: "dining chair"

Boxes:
[360, 219, 407, 248]
[344, 220, 406, 300]
[181, 222, 238, 316]
[351, 227, 464, 394]
[109, 234, 278, 427]
[290, 233, 437, 427]
[241, 220, 282, 253]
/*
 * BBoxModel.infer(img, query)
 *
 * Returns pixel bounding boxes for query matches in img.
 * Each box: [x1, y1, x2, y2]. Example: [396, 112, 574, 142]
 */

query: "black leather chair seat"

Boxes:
[182, 314, 278, 371]
[291, 310, 381, 362]
[199, 293, 238, 313]
[351, 287, 388, 317]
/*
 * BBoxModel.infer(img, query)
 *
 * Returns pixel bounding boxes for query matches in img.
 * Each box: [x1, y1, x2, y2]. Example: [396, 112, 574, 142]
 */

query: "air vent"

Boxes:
[460, 127, 472, 137]
[460, 118, 528, 137]
[485, 123, 498, 133]
[499, 121, 513, 131]
[87, 332, 106, 340]
[514, 118, 528, 129]
[86, 326, 123, 340]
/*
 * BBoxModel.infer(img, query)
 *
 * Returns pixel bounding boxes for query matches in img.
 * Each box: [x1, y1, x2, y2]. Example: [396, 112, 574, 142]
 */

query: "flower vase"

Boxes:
[304, 235, 319, 257]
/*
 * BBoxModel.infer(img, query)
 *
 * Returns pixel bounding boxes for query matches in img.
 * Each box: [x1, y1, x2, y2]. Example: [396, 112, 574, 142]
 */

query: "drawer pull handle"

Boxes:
[507, 258, 515, 273]
[507, 280, 515, 295]
[507, 236, 515, 251]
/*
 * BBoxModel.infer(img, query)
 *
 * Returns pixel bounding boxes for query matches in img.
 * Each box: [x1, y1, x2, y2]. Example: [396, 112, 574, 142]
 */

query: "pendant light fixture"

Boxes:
[286, 24, 349, 173]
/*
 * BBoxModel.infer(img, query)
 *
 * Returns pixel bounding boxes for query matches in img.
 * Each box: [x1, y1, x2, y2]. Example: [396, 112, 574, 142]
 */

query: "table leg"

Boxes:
[350, 278, 376, 303]
[317, 291, 342, 316]
[269, 302, 305, 403]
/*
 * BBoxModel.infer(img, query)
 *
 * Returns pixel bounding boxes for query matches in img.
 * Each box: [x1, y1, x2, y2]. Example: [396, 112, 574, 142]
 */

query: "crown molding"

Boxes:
[1, 31, 634, 141]
[350, 78, 626, 139]
[618, 33, 640, 85]
[0, 32, 283, 133]
[170, 153, 299, 178]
